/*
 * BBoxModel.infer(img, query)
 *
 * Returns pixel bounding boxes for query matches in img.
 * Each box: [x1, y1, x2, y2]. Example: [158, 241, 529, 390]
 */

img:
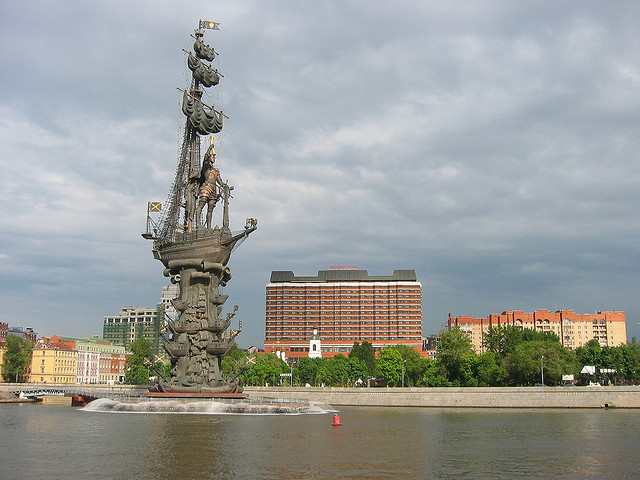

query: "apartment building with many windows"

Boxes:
[102, 285, 178, 361]
[103, 306, 163, 358]
[448, 309, 627, 353]
[265, 269, 424, 360]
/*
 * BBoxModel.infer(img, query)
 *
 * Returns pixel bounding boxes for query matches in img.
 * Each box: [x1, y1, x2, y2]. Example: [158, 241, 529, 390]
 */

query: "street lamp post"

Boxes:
[541, 355, 545, 386]
[401, 360, 406, 388]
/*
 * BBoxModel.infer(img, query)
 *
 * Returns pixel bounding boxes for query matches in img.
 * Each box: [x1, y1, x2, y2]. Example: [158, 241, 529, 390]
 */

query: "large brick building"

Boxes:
[448, 309, 627, 353]
[265, 269, 424, 360]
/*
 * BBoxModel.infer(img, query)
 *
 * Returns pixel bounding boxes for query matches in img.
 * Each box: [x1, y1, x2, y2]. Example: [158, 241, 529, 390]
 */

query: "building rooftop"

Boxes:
[270, 269, 418, 283]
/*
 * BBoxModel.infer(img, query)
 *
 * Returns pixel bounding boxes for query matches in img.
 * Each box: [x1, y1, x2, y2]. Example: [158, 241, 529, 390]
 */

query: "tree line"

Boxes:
[7, 327, 640, 387]
[219, 326, 640, 387]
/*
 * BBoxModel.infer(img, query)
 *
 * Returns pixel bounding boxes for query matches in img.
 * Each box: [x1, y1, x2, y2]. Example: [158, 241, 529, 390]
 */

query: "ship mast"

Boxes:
[148, 21, 224, 242]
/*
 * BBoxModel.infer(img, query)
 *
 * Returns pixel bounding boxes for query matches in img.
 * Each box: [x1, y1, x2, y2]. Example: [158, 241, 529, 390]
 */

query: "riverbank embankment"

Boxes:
[0, 390, 33, 403]
[0, 383, 147, 403]
[3, 384, 640, 408]
[245, 385, 640, 408]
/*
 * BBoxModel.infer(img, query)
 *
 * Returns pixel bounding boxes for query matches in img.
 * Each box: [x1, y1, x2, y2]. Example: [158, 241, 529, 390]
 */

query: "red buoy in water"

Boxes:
[332, 414, 342, 426]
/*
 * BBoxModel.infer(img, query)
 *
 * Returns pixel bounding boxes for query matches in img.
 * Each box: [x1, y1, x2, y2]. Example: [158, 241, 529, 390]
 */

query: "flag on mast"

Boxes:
[199, 20, 220, 30]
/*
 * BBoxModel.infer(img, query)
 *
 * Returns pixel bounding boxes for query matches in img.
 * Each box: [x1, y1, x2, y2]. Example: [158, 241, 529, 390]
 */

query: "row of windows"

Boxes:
[270, 316, 421, 320]
[35, 350, 74, 357]
[267, 295, 421, 299]
[266, 320, 420, 330]
[267, 328, 420, 333]
[266, 298, 422, 309]
[459, 319, 621, 328]
[267, 288, 420, 294]
[268, 332, 422, 336]
[267, 337, 423, 342]
[105, 318, 156, 323]
[458, 318, 621, 326]
[273, 324, 418, 331]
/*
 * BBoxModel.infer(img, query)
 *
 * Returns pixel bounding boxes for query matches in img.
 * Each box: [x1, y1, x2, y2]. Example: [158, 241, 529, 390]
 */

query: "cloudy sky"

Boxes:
[2, 1, 639, 348]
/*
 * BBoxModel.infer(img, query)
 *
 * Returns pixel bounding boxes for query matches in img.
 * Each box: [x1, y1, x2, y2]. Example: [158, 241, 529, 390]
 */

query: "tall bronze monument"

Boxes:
[144, 21, 257, 394]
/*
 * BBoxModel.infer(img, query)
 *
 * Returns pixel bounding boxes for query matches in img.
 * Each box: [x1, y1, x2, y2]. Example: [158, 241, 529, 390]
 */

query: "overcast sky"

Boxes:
[2, 1, 639, 348]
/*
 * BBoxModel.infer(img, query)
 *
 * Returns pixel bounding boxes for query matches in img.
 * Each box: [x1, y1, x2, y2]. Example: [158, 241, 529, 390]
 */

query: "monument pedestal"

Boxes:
[145, 391, 248, 399]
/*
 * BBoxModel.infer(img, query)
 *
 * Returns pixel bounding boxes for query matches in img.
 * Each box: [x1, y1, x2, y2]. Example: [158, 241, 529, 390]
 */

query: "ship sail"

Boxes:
[188, 54, 220, 87]
[181, 91, 224, 135]
[194, 39, 216, 61]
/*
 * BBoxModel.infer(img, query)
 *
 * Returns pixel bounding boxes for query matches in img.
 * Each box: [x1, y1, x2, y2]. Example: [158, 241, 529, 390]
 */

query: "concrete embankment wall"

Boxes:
[0, 383, 147, 399]
[245, 386, 640, 408]
[3, 384, 640, 408]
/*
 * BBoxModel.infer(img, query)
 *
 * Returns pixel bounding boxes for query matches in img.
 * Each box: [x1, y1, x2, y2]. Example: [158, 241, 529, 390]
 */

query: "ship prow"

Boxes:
[153, 223, 257, 267]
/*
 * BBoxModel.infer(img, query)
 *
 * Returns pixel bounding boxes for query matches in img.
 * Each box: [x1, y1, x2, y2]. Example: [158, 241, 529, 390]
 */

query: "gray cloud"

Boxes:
[1, 1, 639, 347]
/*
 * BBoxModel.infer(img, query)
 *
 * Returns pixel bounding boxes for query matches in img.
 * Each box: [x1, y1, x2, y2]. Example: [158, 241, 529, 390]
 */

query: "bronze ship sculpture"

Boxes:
[144, 21, 257, 394]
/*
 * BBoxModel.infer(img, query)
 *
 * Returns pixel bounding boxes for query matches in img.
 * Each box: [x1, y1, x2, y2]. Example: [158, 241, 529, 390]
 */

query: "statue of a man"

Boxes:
[196, 145, 223, 228]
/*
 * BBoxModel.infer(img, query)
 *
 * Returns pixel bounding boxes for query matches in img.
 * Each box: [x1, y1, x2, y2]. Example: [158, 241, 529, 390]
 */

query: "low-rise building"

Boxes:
[448, 309, 627, 353]
[48, 335, 127, 384]
[28, 340, 77, 384]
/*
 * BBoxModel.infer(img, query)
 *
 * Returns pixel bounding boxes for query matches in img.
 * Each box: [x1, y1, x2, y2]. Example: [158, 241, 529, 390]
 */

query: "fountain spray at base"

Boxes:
[82, 397, 336, 415]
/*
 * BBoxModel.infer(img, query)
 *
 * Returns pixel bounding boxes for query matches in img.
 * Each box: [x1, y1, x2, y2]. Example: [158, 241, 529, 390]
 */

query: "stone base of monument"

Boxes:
[145, 391, 249, 399]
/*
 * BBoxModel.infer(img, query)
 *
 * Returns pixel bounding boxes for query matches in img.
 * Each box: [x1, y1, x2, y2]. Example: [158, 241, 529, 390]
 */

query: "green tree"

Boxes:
[420, 358, 451, 387]
[347, 356, 369, 385]
[623, 339, 640, 384]
[504, 341, 577, 386]
[349, 341, 377, 377]
[521, 329, 560, 344]
[376, 347, 403, 386]
[437, 327, 476, 385]
[221, 343, 246, 378]
[315, 363, 331, 386]
[575, 339, 602, 369]
[244, 363, 281, 386]
[601, 346, 626, 385]
[295, 357, 324, 386]
[2, 336, 33, 382]
[482, 325, 523, 357]
[327, 354, 350, 386]
[124, 338, 154, 385]
[387, 344, 423, 387]
[242, 353, 288, 386]
[475, 351, 508, 386]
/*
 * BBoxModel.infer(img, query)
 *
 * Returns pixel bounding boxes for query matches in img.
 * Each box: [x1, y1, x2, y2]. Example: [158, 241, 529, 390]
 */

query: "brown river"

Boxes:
[1, 401, 639, 479]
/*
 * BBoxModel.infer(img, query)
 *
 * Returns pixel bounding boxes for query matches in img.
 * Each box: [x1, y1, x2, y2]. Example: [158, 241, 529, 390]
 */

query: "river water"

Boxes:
[1, 401, 639, 479]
